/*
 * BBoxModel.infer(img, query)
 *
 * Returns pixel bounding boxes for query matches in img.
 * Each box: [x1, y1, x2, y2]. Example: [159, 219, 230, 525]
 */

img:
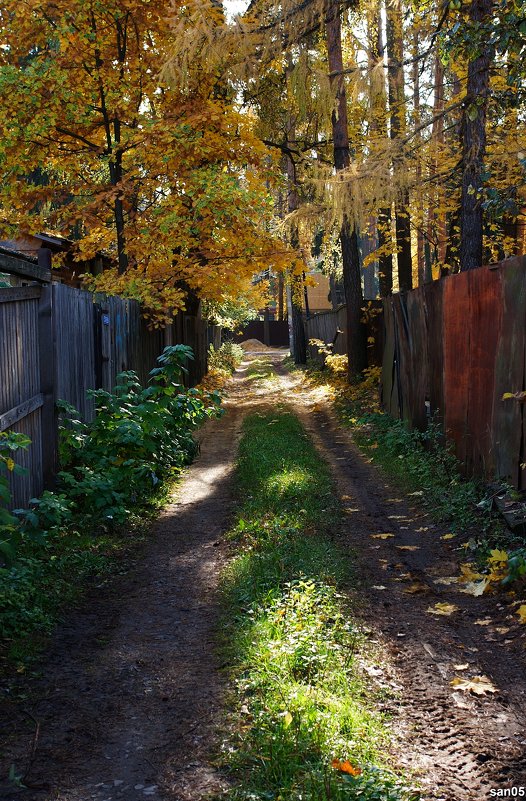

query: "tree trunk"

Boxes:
[286, 142, 307, 364]
[386, 0, 412, 291]
[326, 1, 367, 376]
[367, 0, 393, 296]
[411, 24, 425, 286]
[459, 0, 493, 272]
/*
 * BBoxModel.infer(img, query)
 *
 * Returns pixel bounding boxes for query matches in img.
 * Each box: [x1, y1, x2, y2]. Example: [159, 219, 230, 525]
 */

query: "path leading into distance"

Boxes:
[1, 351, 525, 801]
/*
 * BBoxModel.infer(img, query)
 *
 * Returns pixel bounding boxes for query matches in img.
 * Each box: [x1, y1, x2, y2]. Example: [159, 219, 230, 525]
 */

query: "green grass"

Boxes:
[218, 409, 418, 801]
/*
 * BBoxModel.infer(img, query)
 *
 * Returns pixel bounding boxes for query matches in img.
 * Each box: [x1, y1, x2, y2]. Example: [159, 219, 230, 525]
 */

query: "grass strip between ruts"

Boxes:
[217, 408, 418, 801]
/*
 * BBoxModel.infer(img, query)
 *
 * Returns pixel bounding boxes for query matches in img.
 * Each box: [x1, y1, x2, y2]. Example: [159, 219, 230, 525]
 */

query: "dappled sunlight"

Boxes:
[265, 466, 315, 496]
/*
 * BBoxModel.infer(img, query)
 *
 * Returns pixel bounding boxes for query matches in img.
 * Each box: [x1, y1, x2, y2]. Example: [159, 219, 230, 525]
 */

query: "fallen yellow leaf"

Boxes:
[450, 675, 497, 695]
[441, 533, 456, 541]
[459, 563, 483, 582]
[403, 582, 428, 594]
[371, 533, 395, 540]
[331, 759, 362, 777]
[427, 602, 459, 616]
[489, 549, 508, 565]
[396, 545, 420, 551]
[453, 663, 470, 670]
[459, 579, 489, 597]
[434, 576, 459, 586]
[516, 605, 526, 624]
[474, 618, 492, 626]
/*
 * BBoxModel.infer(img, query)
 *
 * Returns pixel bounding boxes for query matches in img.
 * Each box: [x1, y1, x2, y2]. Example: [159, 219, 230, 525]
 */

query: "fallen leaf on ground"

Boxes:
[474, 619, 492, 626]
[450, 675, 497, 695]
[396, 545, 420, 551]
[452, 691, 472, 709]
[489, 549, 509, 565]
[516, 605, 526, 624]
[371, 533, 395, 540]
[331, 759, 362, 777]
[441, 533, 456, 541]
[427, 602, 459, 616]
[408, 491, 424, 496]
[434, 576, 459, 586]
[403, 582, 428, 594]
[459, 563, 483, 582]
[453, 663, 470, 670]
[459, 579, 489, 597]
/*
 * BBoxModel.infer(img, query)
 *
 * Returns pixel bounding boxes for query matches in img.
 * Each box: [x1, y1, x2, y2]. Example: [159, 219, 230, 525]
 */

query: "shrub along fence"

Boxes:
[382, 256, 526, 490]
[0, 281, 208, 508]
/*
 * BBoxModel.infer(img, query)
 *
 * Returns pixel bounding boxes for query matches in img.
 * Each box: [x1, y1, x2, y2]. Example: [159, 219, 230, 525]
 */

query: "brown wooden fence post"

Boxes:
[38, 284, 57, 487]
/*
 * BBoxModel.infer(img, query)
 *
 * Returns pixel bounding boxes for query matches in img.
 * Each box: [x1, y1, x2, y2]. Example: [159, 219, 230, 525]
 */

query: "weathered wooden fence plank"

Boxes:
[0, 395, 44, 432]
[492, 261, 526, 489]
[0, 287, 44, 508]
[382, 256, 526, 489]
[0, 286, 41, 303]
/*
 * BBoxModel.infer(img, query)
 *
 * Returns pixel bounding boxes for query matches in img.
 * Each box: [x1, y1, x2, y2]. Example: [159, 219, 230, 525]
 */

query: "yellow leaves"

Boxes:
[370, 533, 394, 540]
[403, 581, 428, 594]
[450, 675, 497, 696]
[331, 759, 362, 777]
[5, 457, 15, 472]
[395, 545, 419, 551]
[459, 563, 483, 583]
[281, 711, 293, 728]
[459, 580, 489, 597]
[488, 549, 509, 566]
[502, 391, 526, 402]
[441, 533, 456, 541]
[516, 605, 526, 624]
[427, 602, 459, 616]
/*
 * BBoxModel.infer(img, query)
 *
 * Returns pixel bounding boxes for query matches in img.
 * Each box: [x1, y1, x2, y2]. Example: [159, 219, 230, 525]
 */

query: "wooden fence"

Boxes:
[305, 303, 384, 367]
[382, 256, 526, 490]
[1, 281, 208, 509]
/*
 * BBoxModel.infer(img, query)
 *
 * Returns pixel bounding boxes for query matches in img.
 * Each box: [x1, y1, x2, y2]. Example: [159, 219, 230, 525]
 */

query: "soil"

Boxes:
[1, 351, 525, 801]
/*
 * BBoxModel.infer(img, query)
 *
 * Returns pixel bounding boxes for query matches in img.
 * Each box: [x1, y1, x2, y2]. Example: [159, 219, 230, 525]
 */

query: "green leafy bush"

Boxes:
[0, 431, 30, 564]
[208, 340, 244, 374]
[0, 345, 222, 651]
[55, 344, 221, 527]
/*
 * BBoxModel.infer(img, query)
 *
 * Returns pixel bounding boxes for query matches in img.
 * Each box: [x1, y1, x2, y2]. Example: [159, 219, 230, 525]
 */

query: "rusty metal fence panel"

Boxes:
[382, 257, 526, 489]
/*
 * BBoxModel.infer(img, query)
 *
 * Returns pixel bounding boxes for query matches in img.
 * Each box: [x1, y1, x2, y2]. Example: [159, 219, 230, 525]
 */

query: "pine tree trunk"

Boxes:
[386, 0, 412, 291]
[411, 25, 425, 286]
[459, 0, 492, 272]
[325, 1, 367, 376]
[367, 0, 393, 296]
[286, 140, 307, 364]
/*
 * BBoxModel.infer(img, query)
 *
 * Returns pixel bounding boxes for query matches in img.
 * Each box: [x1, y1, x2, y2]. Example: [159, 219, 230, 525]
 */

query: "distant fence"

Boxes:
[1, 281, 208, 509]
[305, 303, 384, 367]
[233, 320, 289, 347]
[382, 256, 526, 490]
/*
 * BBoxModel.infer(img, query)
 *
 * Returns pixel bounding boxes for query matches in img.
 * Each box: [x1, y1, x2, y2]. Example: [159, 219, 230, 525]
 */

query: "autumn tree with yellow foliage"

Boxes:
[0, 0, 296, 323]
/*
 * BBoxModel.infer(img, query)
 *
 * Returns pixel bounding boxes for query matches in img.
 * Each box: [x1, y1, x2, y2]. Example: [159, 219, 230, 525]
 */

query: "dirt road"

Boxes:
[1, 351, 525, 801]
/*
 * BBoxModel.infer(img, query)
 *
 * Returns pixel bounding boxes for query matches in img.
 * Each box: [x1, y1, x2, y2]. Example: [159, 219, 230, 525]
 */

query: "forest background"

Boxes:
[0, 0, 524, 371]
